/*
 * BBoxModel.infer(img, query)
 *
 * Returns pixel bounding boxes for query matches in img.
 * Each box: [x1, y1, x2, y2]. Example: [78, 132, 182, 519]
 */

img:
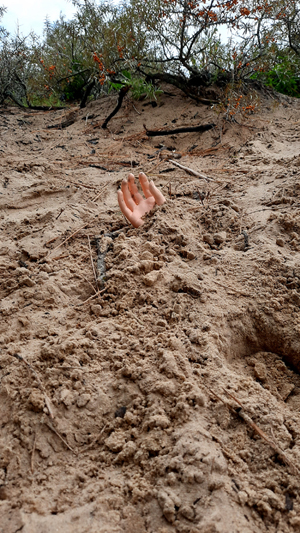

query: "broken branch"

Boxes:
[102, 85, 131, 129]
[145, 123, 215, 136]
[169, 160, 213, 181]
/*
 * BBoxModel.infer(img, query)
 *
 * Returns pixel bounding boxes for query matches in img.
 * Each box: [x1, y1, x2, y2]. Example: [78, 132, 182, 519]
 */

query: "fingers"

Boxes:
[138, 172, 152, 198]
[121, 179, 136, 211]
[118, 190, 143, 228]
[118, 190, 133, 220]
[149, 181, 166, 206]
[128, 173, 144, 204]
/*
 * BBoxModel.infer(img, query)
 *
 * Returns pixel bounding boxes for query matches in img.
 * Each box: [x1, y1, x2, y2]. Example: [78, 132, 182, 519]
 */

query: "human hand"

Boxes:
[118, 172, 166, 228]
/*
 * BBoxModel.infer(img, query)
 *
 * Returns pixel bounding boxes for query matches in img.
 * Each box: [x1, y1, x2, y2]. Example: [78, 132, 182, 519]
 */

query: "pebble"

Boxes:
[214, 231, 226, 244]
[276, 237, 284, 247]
[90, 304, 102, 316]
[140, 251, 153, 261]
[203, 234, 214, 245]
[140, 260, 154, 273]
[77, 393, 91, 407]
[254, 362, 267, 382]
[186, 251, 195, 260]
[77, 394, 91, 408]
[143, 271, 159, 286]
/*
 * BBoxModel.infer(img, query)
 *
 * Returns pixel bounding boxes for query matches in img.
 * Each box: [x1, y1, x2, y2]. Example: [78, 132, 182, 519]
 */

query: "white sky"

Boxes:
[1, 0, 77, 36]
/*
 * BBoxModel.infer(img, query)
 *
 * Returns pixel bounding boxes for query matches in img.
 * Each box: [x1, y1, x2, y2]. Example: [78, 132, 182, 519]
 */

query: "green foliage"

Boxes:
[251, 54, 300, 98]
[109, 70, 163, 101]
[263, 60, 300, 98]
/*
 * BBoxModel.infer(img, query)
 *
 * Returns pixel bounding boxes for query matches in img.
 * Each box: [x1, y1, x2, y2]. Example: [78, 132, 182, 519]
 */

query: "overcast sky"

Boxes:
[1, 0, 77, 36]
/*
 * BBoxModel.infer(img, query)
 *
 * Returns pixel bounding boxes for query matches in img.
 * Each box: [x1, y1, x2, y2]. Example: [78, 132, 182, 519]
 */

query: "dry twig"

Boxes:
[82, 424, 108, 451]
[78, 287, 107, 306]
[87, 235, 98, 290]
[47, 223, 89, 256]
[45, 420, 77, 454]
[169, 160, 213, 181]
[210, 388, 298, 475]
[211, 279, 250, 297]
[31, 431, 37, 473]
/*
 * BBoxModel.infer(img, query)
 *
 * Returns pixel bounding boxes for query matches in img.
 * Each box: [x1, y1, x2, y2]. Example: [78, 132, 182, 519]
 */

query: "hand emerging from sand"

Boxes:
[118, 172, 166, 228]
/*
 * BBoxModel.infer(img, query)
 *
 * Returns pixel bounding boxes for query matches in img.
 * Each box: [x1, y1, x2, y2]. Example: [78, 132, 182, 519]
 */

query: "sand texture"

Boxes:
[1, 88, 300, 532]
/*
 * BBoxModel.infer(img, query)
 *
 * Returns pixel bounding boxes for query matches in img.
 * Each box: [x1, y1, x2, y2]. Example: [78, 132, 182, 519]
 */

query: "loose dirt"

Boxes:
[1, 87, 300, 533]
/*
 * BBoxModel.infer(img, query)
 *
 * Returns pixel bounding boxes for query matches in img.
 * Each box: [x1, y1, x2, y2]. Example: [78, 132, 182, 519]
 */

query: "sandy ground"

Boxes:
[1, 87, 300, 533]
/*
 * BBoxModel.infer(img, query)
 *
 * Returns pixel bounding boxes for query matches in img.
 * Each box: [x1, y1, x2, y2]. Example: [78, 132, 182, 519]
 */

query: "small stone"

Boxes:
[276, 237, 284, 247]
[60, 388, 74, 408]
[105, 432, 125, 452]
[143, 271, 159, 286]
[281, 383, 295, 401]
[115, 406, 127, 418]
[194, 471, 204, 484]
[153, 261, 164, 270]
[203, 234, 214, 245]
[77, 393, 91, 408]
[208, 476, 225, 491]
[28, 389, 45, 412]
[19, 276, 35, 287]
[18, 316, 29, 327]
[179, 505, 194, 520]
[139, 260, 154, 273]
[140, 251, 153, 261]
[186, 251, 195, 260]
[214, 231, 226, 244]
[41, 264, 51, 273]
[157, 319, 167, 328]
[238, 491, 248, 505]
[147, 414, 170, 429]
[180, 249, 196, 260]
[254, 362, 267, 382]
[90, 304, 102, 316]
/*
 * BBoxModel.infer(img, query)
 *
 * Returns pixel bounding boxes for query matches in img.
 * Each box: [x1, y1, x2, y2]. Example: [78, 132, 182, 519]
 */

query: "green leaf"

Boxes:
[109, 82, 124, 90]
[122, 70, 132, 80]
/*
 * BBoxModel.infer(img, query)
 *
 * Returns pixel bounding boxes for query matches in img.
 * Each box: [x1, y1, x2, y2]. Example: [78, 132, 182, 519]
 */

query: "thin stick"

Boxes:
[211, 279, 250, 297]
[11, 353, 55, 419]
[49, 174, 98, 190]
[169, 160, 213, 181]
[47, 223, 88, 256]
[91, 184, 108, 203]
[132, 103, 141, 115]
[223, 390, 298, 475]
[82, 423, 108, 451]
[45, 236, 59, 246]
[52, 253, 70, 261]
[80, 275, 97, 294]
[78, 287, 107, 306]
[87, 235, 98, 290]
[45, 420, 77, 454]
[31, 432, 37, 473]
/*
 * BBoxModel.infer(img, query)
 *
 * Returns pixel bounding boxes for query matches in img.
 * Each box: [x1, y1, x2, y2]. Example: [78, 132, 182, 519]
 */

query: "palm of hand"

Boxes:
[118, 172, 165, 228]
